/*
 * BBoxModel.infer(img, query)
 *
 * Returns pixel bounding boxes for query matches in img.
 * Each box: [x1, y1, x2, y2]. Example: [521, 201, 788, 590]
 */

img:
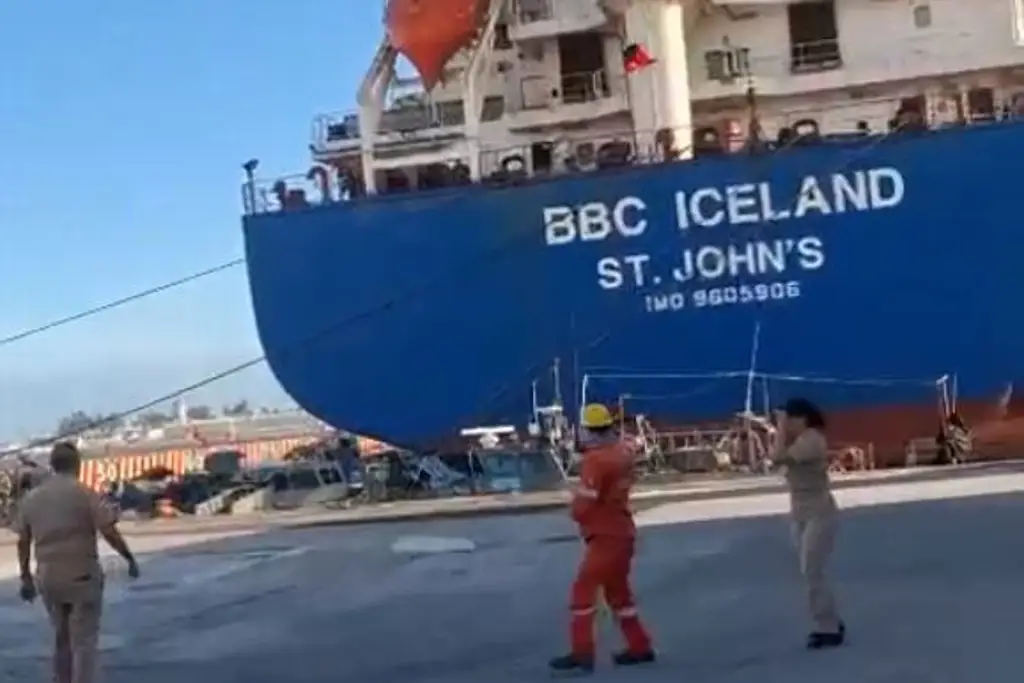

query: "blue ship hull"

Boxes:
[243, 122, 1022, 448]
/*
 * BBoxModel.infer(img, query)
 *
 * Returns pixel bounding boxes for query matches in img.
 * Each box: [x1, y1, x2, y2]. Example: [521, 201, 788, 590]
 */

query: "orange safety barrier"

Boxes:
[77, 435, 321, 490]
[79, 448, 192, 491]
[357, 436, 390, 456]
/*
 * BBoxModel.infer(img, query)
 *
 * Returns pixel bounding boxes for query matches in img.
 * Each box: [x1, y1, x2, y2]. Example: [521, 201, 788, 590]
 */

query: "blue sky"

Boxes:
[0, 0, 382, 438]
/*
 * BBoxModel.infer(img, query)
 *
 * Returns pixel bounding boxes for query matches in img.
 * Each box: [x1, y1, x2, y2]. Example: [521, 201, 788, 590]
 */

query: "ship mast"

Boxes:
[742, 58, 765, 150]
[552, 357, 563, 408]
[743, 322, 762, 417]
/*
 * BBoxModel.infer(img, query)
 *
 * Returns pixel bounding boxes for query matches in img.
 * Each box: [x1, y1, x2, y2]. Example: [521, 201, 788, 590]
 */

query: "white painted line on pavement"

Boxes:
[102, 546, 310, 606]
[635, 472, 1024, 527]
[175, 546, 308, 589]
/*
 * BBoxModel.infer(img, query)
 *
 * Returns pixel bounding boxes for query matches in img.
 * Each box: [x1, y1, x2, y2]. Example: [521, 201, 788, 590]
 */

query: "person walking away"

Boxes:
[549, 403, 655, 674]
[15, 442, 140, 683]
[770, 398, 845, 649]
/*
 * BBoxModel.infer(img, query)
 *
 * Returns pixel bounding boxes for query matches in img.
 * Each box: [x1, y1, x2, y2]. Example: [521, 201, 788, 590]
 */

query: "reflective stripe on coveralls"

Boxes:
[568, 431, 651, 656]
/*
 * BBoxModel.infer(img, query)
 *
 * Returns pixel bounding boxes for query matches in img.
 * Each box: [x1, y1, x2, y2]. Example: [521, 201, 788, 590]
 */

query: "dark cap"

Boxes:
[780, 397, 826, 428]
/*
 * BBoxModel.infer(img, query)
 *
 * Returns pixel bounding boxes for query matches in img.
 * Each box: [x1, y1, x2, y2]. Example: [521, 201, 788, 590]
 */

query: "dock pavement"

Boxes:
[0, 463, 1023, 681]
[20, 459, 1022, 538]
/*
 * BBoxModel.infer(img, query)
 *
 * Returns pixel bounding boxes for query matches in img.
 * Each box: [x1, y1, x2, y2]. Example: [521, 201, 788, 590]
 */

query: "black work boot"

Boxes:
[548, 653, 595, 674]
[807, 621, 846, 650]
[612, 649, 656, 666]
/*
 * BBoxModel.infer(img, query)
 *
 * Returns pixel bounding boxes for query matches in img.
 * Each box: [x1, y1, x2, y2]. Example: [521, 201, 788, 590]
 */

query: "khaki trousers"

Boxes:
[39, 571, 103, 683]
[792, 512, 841, 632]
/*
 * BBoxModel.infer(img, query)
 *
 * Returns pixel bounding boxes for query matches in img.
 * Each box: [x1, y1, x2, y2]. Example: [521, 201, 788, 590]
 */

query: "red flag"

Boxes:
[623, 43, 655, 73]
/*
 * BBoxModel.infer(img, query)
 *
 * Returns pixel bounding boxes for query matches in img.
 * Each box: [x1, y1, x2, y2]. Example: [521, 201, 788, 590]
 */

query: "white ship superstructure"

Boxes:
[302, 0, 1024, 198]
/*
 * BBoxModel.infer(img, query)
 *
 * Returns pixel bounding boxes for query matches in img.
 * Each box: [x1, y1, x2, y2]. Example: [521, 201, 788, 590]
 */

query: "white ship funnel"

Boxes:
[606, 0, 696, 159]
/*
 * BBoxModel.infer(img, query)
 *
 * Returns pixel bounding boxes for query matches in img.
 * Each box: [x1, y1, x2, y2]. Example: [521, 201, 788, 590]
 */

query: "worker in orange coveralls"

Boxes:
[549, 403, 656, 674]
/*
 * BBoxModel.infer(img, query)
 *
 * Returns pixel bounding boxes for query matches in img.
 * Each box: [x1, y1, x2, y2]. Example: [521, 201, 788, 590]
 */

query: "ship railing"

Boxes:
[515, 69, 620, 110]
[789, 38, 842, 75]
[379, 99, 467, 134]
[312, 99, 469, 152]
[477, 125, 672, 179]
[243, 169, 351, 214]
[311, 112, 361, 150]
[247, 105, 1024, 215]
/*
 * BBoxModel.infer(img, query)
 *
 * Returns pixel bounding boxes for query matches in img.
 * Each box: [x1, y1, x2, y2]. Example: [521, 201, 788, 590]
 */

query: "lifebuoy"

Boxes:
[501, 154, 526, 172]
[306, 166, 333, 203]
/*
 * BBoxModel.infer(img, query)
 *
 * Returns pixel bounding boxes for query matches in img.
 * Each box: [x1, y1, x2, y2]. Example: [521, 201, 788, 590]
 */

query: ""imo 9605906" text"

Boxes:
[644, 281, 801, 313]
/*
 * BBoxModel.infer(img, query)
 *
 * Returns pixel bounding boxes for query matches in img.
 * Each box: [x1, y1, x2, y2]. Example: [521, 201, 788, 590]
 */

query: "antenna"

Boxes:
[742, 52, 766, 151]
[760, 373, 770, 414]
[553, 357, 563, 407]
[744, 322, 762, 415]
[580, 373, 591, 419]
[570, 312, 581, 421]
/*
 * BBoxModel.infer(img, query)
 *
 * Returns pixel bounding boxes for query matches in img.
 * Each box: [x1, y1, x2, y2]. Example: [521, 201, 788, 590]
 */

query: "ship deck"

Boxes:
[1, 469, 1022, 682]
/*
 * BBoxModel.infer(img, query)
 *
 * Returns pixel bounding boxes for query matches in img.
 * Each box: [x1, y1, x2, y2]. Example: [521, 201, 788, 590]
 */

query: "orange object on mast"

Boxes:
[385, 0, 487, 89]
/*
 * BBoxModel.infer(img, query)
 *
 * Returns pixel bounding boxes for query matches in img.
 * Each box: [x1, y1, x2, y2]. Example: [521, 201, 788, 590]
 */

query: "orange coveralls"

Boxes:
[568, 440, 652, 657]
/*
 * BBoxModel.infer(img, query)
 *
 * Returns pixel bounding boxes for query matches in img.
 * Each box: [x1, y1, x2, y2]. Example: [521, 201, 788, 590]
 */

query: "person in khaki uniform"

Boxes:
[15, 442, 139, 683]
[770, 398, 845, 649]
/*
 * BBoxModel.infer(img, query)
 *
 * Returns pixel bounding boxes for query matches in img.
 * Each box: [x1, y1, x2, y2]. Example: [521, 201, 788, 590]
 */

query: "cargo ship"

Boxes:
[241, 0, 1024, 459]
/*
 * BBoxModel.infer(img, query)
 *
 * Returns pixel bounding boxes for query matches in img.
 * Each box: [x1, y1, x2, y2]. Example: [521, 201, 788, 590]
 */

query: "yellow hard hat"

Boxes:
[581, 403, 614, 429]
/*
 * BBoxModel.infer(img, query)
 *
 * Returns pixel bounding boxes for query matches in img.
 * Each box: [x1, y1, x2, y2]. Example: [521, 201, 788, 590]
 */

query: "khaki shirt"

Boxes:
[775, 429, 836, 521]
[15, 474, 117, 585]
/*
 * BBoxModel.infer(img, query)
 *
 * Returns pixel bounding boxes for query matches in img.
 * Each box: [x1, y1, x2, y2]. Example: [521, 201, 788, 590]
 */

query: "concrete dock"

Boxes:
[1, 469, 1023, 682]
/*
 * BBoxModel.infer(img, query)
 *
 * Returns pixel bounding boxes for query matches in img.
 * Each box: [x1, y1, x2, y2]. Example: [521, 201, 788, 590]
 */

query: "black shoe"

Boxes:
[806, 621, 846, 650]
[548, 653, 594, 674]
[612, 650, 656, 666]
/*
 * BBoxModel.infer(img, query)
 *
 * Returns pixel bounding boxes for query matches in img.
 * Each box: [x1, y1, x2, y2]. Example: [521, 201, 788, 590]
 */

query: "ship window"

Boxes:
[493, 23, 512, 50]
[892, 95, 927, 132]
[967, 87, 995, 122]
[481, 96, 505, 121]
[517, 0, 550, 23]
[531, 142, 553, 173]
[787, 1, 842, 74]
[435, 100, 466, 126]
[557, 32, 607, 103]
[912, 4, 931, 28]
